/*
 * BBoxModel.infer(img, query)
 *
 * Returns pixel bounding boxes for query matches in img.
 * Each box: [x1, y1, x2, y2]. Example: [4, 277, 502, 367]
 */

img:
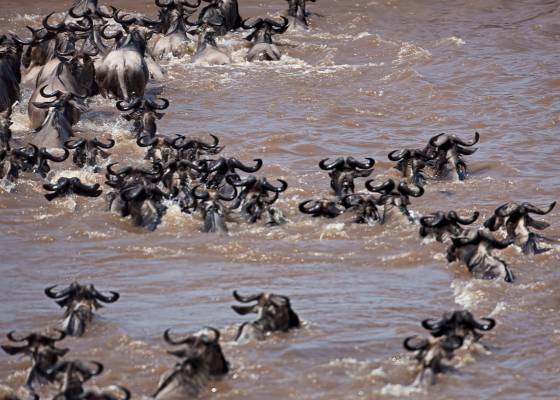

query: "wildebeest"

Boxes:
[198, 0, 242, 36]
[191, 14, 232, 65]
[44, 282, 120, 336]
[116, 96, 170, 139]
[419, 210, 480, 243]
[422, 310, 495, 344]
[22, 144, 69, 178]
[299, 198, 344, 218]
[96, 10, 151, 100]
[191, 184, 237, 233]
[142, 0, 201, 59]
[1, 330, 68, 388]
[0, 108, 13, 151]
[319, 157, 375, 198]
[31, 89, 88, 149]
[154, 327, 228, 400]
[227, 175, 288, 225]
[388, 148, 435, 186]
[43, 177, 102, 201]
[47, 359, 104, 398]
[403, 334, 463, 386]
[285, 0, 316, 31]
[447, 229, 514, 282]
[423, 132, 479, 181]
[231, 290, 300, 342]
[484, 201, 557, 255]
[242, 17, 289, 62]
[0, 34, 24, 112]
[364, 178, 424, 224]
[341, 193, 380, 224]
[64, 137, 114, 170]
[0, 146, 38, 184]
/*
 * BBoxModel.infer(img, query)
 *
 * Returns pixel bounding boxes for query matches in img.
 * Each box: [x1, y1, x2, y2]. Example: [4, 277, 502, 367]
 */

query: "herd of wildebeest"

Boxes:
[0, 0, 558, 398]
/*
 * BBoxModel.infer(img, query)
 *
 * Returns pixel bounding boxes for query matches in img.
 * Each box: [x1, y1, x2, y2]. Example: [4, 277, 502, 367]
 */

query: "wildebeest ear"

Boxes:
[231, 305, 257, 315]
[167, 349, 189, 358]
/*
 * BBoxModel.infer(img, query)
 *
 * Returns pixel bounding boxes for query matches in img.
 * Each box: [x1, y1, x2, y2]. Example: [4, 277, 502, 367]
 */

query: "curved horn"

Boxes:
[44, 284, 73, 299]
[403, 336, 429, 351]
[181, 0, 201, 7]
[241, 17, 263, 30]
[114, 9, 137, 25]
[12, 33, 34, 46]
[318, 157, 344, 170]
[40, 86, 63, 99]
[523, 201, 556, 215]
[191, 185, 209, 201]
[453, 131, 480, 147]
[67, 15, 93, 32]
[43, 148, 69, 162]
[428, 132, 447, 148]
[116, 97, 142, 112]
[92, 138, 115, 149]
[298, 200, 321, 215]
[419, 211, 445, 228]
[94, 290, 119, 303]
[146, 97, 169, 111]
[472, 317, 496, 331]
[347, 157, 375, 170]
[43, 12, 64, 32]
[6, 331, 31, 343]
[64, 138, 86, 149]
[46, 329, 66, 342]
[263, 179, 288, 193]
[448, 210, 479, 225]
[231, 158, 263, 173]
[365, 179, 395, 193]
[99, 24, 122, 40]
[163, 328, 192, 345]
[421, 318, 443, 331]
[267, 16, 289, 30]
[137, 135, 158, 147]
[388, 149, 410, 161]
[106, 163, 132, 177]
[233, 290, 262, 303]
[398, 182, 424, 197]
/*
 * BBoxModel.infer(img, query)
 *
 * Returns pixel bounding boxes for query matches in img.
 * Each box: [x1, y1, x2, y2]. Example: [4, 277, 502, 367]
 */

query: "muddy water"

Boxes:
[1, 0, 560, 398]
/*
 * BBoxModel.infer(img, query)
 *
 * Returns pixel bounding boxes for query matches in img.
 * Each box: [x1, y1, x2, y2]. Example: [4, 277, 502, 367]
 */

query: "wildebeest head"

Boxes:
[447, 229, 515, 282]
[0, 145, 38, 184]
[286, 0, 316, 29]
[243, 16, 289, 43]
[484, 201, 556, 254]
[198, 157, 262, 189]
[198, 0, 242, 35]
[424, 132, 479, 181]
[319, 157, 375, 198]
[422, 310, 495, 343]
[44, 282, 119, 336]
[191, 184, 237, 233]
[227, 175, 287, 223]
[20, 143, 69, 178]
[299, 198, 344, 218]
[1, 330, 68, 388]
[116, 97, 169, 138]
[0, 108, 13, 151]
[341, 193, 381, 224]
[32, 87, 88, 148]
[365, 178, 424, 224]
[419, 210, 479, 243]
[403, 334, 463, 386]
[117, 179, 170, 231]
[388, 148, 436, 186]
[47, 360, 104, 398]
[163, 327, 229, 376]
[64, 137, 114, 169]
[171, 133, 222, 162]
[232, 290, 300, 342]
[43, 177, 102, 201]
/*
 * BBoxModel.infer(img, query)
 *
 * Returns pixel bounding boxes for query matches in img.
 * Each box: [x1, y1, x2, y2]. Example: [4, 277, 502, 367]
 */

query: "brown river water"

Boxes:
[1, 0, 560, 398]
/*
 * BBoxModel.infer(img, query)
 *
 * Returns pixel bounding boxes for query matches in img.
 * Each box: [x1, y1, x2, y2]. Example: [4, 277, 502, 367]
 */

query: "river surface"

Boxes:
[1, 0, 560, 398]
